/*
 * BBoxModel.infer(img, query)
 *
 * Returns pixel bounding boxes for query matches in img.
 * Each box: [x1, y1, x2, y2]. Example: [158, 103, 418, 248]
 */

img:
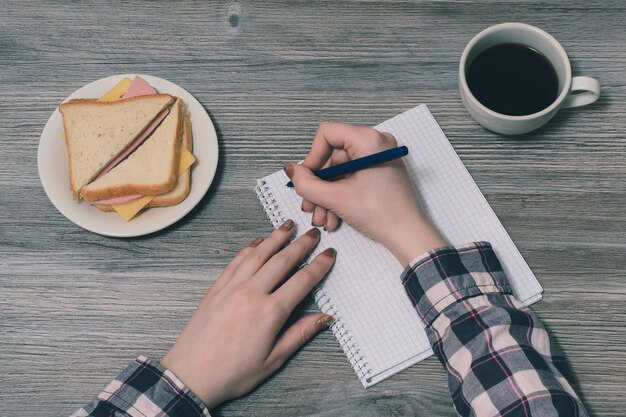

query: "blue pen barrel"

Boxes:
[316, 146, 409, 180]
[286, 146, 409, 187]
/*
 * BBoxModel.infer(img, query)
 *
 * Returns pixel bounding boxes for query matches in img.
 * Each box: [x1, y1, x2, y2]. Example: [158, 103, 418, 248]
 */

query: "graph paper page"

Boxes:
[255, 104, 543, 387]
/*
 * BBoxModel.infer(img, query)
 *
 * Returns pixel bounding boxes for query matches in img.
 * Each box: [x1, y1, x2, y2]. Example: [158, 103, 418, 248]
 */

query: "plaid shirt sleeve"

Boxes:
[71, 355, 210, 417]
[402, 242, 588, 417]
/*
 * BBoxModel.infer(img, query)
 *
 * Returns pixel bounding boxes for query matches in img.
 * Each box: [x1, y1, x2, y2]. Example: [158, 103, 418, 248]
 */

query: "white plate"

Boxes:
[37, 74, 219, 237]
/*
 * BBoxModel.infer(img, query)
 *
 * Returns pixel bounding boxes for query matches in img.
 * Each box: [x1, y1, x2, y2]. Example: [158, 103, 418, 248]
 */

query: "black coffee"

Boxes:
[467, 43, 559, 116]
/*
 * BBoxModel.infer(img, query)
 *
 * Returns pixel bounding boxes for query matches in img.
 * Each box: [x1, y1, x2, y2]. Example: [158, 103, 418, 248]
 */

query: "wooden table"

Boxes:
[1, 1, 624, 416]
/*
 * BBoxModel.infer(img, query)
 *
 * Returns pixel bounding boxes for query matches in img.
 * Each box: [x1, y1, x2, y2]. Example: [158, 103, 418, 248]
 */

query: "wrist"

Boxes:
[382, 217, 447, 267]
[161, 351, 225, 411]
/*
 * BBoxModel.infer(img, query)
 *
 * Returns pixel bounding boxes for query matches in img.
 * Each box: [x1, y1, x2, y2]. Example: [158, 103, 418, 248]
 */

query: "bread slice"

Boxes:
[60, 94, 174, 197]
[149, 112, 194, 207]
[80, 98, 183, 202]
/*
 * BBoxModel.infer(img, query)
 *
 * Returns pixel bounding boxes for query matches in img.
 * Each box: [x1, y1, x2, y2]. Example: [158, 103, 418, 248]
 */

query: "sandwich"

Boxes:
[60, 93, 175, 198]
[81, 97, 183, 202]
[59, 76, 196, 220]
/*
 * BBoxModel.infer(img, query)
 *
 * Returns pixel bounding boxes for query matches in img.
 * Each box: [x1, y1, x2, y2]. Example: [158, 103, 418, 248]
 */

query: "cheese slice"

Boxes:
[111, 196, 154, 221]
[111, 147, 196, 220]
[178, 147, 197, 174]
[98, 77, 133, 102]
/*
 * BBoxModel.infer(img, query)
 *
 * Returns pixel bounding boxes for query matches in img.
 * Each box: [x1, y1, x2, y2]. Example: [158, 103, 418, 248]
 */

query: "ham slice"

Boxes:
[88, 194, 143, 206]
[123, 76, 157, 98]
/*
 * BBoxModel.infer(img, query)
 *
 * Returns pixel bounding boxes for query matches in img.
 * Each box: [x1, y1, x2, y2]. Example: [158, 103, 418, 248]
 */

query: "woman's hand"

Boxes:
[161, 220, 335, 410]
[285, 122, 446, 266]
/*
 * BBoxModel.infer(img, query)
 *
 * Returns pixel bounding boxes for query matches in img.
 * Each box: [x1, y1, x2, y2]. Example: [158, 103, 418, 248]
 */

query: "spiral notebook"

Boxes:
[255, 105, 543, 387]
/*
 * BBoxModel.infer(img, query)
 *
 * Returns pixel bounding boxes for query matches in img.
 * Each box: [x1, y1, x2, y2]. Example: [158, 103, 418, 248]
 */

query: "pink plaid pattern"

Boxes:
[402, 242, 588, 417]
[73, 356, 210, 417]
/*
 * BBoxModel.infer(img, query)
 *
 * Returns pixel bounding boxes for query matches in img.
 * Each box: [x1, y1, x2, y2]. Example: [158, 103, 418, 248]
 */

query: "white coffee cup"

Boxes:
[459, 23, 600, 135]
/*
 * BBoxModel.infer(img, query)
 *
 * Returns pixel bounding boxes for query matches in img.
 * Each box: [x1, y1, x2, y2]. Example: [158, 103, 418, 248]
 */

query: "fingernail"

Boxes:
[305, 227, 321, 239]
[316, 314, 334, 331]
[283, 163, 295, 179]
[249, 238, 263, 247]
[321, 247, 336, 258]
[279, 219, 294, 231]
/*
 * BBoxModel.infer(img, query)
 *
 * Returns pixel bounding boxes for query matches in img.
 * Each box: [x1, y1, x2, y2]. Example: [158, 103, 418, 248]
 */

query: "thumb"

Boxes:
[266, 313, 333, 371]
[285, 163, 343, 209]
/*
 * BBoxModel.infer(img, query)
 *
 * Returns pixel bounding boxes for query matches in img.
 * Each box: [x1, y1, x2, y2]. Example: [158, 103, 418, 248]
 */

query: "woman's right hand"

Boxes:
[285, 122, 447, 267]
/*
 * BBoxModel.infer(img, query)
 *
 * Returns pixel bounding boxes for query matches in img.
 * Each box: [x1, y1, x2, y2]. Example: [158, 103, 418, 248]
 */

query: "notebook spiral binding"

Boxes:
[255, 180, 284, 228]
[313, 288, 373, 383]
[255, 179, 374, 383]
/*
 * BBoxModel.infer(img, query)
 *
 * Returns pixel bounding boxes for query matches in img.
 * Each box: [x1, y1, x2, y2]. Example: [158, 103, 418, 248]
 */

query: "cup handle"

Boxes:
[561, 76, 600, 109]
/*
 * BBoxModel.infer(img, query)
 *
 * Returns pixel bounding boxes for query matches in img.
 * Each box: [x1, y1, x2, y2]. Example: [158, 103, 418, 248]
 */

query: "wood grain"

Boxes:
[1, 1, 624, 416]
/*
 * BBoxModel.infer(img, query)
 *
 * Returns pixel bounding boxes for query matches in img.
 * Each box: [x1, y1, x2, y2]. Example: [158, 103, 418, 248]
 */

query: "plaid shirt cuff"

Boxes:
[401, 241, 588, 417]
[72, 356, 210, 417]
[401, 241, 511, 328]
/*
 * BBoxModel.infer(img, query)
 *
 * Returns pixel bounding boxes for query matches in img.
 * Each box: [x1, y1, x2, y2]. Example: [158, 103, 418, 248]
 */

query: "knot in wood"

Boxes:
[227, 1, 243, 28]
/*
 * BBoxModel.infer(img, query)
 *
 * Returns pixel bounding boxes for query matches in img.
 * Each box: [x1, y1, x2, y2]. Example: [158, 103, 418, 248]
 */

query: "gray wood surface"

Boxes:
[1, 1, 624, 416]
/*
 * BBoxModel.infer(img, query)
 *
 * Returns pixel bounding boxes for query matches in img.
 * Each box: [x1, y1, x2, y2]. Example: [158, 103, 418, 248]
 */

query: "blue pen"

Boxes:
[286, 145, 409, 187]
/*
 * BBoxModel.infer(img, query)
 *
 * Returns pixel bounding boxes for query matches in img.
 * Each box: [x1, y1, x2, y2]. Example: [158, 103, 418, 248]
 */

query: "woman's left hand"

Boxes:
[161, 219, 335, 410]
